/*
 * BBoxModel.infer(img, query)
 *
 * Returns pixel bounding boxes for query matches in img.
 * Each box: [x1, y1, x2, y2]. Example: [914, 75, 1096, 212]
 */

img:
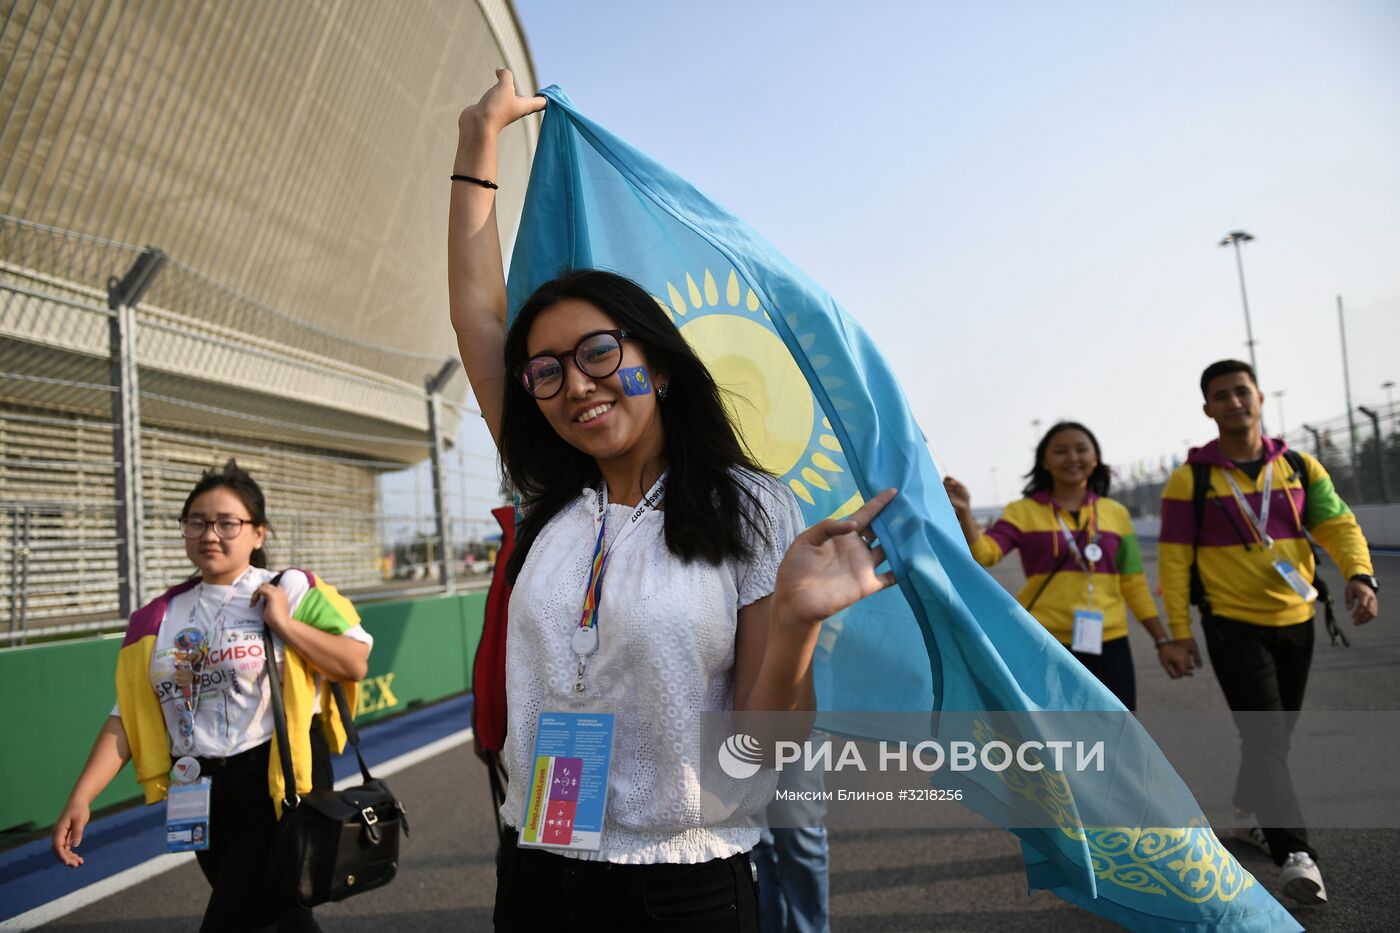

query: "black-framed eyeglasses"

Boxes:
[179, 517, 252, 540]
[517, 329, 633, 400]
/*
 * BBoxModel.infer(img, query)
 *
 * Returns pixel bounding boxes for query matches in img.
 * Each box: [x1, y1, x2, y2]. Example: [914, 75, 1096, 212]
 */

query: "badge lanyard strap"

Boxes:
[1052, 499, 1099, 607]
[572, 472, 667, 694]
[1223, 463, 1275, 549]
[176, 567, 251, 753]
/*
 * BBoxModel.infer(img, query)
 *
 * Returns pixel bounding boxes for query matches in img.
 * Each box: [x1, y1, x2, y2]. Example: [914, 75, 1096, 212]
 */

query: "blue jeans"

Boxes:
[753, 825, 830, 933]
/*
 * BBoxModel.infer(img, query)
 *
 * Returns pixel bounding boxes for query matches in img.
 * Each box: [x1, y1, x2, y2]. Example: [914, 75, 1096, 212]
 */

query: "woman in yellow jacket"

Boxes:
[51, 461, 373, 933]
[944, 422, 1194, 709]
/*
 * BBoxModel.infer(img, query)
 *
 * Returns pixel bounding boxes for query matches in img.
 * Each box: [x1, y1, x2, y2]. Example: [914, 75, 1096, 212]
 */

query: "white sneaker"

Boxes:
[1279, 851, 1327, 905]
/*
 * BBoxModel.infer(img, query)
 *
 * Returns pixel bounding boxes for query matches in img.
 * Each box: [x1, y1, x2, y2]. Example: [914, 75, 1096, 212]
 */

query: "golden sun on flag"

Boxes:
[654, 267, 863, 521]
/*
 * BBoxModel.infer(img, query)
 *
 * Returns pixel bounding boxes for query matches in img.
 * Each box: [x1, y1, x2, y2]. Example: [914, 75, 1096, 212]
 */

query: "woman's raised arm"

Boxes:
[448, 69, 546, 446]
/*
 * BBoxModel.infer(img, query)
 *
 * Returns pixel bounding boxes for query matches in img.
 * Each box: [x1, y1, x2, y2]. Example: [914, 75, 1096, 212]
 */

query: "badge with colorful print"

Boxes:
[1084, 543, 1103, 563]
[174, 627, 206, 657]
[172, 755, 201, 784]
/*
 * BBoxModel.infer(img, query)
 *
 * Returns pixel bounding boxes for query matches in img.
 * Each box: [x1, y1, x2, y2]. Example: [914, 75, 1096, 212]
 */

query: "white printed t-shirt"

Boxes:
[111, 568, 372, 759]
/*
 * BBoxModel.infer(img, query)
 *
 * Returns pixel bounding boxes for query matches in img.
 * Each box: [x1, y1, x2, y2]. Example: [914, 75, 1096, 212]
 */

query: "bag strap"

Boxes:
[1189, 462, 1211, 613]
[260, 620, 300, 808]
[1025, 549, 1072, 612]
[260, 573, 375, 807]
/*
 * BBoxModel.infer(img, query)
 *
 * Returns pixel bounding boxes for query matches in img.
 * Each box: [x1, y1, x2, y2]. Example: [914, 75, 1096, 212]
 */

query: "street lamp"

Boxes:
[1384, 380, 1396, 426]
[1218, 230, 1259, 377]
[1270, 390, 1286, 440]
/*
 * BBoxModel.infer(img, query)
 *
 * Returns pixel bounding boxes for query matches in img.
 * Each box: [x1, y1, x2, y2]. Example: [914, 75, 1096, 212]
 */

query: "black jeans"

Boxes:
[494, 827, 759, 931]
[1201, 613, 1316, 865]
[1070, 635, 1137, 711]
[194, 730, 333, 932]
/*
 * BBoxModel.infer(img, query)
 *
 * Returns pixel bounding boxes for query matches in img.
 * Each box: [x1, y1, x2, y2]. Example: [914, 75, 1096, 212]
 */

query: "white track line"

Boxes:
[2, 728, 472, 931]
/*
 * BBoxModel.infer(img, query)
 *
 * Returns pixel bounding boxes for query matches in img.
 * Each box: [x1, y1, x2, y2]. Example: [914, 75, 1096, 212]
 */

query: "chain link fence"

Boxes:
[1111, 401, 1400, 519]
[2, 214, 503, 645]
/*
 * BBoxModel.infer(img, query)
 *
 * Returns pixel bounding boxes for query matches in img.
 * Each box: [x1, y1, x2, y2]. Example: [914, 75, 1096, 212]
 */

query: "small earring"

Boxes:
[657, 383, 669, 401]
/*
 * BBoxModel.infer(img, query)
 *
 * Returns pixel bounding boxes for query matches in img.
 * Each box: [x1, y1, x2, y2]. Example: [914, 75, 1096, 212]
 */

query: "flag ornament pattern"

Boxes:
[505, 87, 1297, 931]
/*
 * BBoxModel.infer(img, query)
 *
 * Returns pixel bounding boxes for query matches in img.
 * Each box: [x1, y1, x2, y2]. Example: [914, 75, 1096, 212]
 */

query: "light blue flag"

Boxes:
[507, 87, 1298, 932]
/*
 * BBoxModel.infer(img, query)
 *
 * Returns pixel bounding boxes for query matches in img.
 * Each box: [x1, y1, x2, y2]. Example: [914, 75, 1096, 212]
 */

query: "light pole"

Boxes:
[1384, 380, 1397, 427]
[1339, 296, 1360, 474]
[1219, 230, 1259, 378]
[1270, 390, 1287, 441]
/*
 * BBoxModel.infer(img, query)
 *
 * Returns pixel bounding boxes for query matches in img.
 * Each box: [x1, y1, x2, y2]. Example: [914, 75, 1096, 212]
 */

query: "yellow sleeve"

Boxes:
[1120, 573, 1160, 624]
[970, 533, 1004, 567]
[1299, 455, 1374, 578]
[1158, 466, 1197, 641]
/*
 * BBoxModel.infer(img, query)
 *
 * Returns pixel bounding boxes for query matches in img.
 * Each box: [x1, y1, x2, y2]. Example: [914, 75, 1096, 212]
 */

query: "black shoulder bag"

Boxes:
[260, 603, 408, 907]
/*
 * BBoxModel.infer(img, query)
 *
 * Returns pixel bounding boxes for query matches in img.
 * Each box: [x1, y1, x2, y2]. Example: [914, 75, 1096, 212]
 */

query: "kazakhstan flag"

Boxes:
[506, 87, 1298, 932]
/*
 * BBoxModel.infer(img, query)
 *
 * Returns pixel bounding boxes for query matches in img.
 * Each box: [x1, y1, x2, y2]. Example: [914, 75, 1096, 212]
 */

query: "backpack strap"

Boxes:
[1188, 462, 1212, 616]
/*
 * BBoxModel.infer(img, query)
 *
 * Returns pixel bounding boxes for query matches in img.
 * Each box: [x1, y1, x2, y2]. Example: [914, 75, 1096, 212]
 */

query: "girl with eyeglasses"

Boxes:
[52, 460, 373, 933]
[943, 423, 1194, 710]
[450, 71, 896, 930]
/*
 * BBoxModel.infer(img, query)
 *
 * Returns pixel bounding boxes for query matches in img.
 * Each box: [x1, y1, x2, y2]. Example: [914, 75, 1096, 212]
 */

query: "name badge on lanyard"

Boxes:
[1071, 610, 1105, 655]
[1222, 466, 1318, 602]
[166, 778, 211, 852]
[520, 712, 616, 852]
[1055, 503, 1104, 655]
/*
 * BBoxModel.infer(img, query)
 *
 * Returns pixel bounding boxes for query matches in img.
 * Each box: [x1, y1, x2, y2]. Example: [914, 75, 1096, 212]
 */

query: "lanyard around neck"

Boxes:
[176, 567, 252, 748]
[1222, 463, 1275, 548]
[572, 472, 667, 693]
[1051, 500, 1099, 603]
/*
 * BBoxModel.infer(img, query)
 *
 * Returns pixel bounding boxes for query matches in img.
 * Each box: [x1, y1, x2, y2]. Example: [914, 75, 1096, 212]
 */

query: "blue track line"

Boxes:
[0, 694, 472, 921]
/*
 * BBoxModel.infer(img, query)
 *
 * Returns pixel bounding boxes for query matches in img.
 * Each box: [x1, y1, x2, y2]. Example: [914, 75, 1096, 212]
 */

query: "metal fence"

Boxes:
[2, 214, 503, 645]
[1112, 401, 1400, 518]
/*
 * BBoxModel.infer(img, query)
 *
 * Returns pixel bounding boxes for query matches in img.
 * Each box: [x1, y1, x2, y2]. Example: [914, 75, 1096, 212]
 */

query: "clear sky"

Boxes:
[504, 0, 1400, 507]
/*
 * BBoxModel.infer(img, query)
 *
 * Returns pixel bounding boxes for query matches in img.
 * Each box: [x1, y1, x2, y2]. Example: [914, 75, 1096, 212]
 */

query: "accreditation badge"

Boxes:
[1071, 609, 1105, 656]
[1272, 559, 1319, 601]
[166, 777, 211, 852]
[518, 711, 615, 853]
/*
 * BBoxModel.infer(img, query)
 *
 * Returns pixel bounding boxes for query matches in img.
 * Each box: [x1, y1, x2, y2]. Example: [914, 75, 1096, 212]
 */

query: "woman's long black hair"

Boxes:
[1021, 421, 1111, 498]
[500, 269, 771, 584]
[181, 459, 271, 568]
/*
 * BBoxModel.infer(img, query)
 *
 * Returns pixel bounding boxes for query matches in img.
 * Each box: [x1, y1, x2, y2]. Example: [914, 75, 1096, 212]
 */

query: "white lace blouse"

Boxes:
[501, 469, 803, 864]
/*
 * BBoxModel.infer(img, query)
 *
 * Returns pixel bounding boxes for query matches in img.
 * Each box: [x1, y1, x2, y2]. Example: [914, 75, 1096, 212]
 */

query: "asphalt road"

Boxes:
[43, 543, 1400, 931]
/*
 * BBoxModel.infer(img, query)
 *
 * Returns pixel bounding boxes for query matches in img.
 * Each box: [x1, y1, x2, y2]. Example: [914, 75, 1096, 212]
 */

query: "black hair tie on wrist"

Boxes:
[451, 174, 499, 189]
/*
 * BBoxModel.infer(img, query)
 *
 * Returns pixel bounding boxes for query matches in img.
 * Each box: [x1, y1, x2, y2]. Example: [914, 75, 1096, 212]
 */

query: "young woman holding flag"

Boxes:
[449, 69, 896, 930]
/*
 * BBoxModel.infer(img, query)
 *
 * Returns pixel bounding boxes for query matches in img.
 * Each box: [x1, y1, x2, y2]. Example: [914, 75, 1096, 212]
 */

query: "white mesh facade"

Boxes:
[0, 1, 534, 635]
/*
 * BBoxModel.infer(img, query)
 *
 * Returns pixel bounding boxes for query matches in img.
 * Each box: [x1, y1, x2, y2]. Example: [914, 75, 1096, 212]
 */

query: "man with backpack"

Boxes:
[1158, 359, 1379, 906]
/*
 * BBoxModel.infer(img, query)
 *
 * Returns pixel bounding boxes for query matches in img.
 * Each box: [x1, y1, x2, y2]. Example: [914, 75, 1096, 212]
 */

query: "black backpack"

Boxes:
[1188, 450, 1345, 645]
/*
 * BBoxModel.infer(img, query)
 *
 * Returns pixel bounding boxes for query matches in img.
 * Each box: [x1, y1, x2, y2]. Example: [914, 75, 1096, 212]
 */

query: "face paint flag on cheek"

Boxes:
[617, 366, 651, 396]
[503, 87, 1299, 933]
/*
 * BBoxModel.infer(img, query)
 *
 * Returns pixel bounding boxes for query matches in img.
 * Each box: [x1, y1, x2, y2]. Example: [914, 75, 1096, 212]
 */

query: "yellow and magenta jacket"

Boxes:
[971, 492, 1159, 644]
[1159, 438, 1373, 639]
[114, 570, 362, 815]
